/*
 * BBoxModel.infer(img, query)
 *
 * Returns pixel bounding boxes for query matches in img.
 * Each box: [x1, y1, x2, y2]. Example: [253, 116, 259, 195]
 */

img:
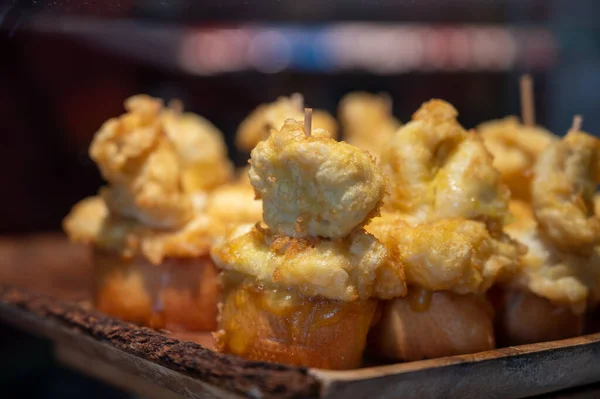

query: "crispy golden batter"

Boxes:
[211, 224, 406, 301]
[478, 117, 557, 201]
[382, 99, 510, 223]
[503, 132, 600, 312]
[532, 130, 600, 254]
[89, 95, 233, 229]
[367, 213, 523, 294]
[338, 92, 400, 159]
[505, 218, 598, 313]
[205, 182, 262, 229]
[162, 109, 233, 192]
[249, 119, 386, 238]
[63, 196, 108, 245]
[64, 195, 216, 264]
[236, 95, 338, 152]
[507, 199, 535, 230]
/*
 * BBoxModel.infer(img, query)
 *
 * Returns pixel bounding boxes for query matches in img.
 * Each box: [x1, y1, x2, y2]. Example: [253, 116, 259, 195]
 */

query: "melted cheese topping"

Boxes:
[211, 224, 406, 301]
[367, 213, 523, 294]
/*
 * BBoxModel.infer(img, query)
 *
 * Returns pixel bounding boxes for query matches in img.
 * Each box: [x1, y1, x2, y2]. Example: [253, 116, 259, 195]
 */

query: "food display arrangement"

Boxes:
[2, 77, 600, 398]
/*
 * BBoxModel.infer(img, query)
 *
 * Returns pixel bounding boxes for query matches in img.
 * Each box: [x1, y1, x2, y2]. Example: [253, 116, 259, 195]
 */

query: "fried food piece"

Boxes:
[236, 95, 338, 152]
[162, 109, 233, 192]
[205, 182, 262, 230]
[62, 196, 108, 245]
[532, 130, 600, 254]
[381, 99, 509, 223]
[211, 224, 406, 301]
[505, 213, 598, 314]
[250, 119, 386, 238]
[90, 95, 194, 229]
[90, 95, 233, 229]
[367, 214, 523, 295]
[507, 199, 536, 230]
[478, 117, 557, 201]
[64, 195, 216, 264]
[338, 92, 400, 159]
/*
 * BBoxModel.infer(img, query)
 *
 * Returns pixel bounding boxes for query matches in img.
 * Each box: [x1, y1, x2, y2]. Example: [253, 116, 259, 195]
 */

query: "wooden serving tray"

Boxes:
[1, 234, 600, 398]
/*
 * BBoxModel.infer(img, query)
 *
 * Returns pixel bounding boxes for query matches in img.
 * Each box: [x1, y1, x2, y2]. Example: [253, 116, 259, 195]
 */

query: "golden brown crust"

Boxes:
[532, 130, 600, 254]
[65, 195, 218, 264]
[367, 289, 495, 361]
[63, 196, 109, 246]
[205, 182, 262, 229]
[505, 211, 598, 313]
[249, 118, 386, 239]
[338, 91, 400, 160]
[382, 99, 510, 224]
[215, 279, 377, 369]
[478, 116, 557, 201]
[367, 214, 524, 295]
[503, 132, 600, 311]
[235, 95, 338, 152]
[88, 94, 232, 230]
[211, 224, 406, 301]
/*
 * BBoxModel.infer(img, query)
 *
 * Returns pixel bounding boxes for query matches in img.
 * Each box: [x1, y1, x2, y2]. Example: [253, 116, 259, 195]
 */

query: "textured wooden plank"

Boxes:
[0, 285, 321, 399]
[2, 235, 600, 398]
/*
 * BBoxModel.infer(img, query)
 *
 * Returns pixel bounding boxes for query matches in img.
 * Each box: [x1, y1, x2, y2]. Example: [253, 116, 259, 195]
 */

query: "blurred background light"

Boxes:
[176, 24, 556, 74]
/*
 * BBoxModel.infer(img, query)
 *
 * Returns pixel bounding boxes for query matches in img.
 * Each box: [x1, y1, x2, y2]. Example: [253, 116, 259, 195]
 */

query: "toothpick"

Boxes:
[291, 93, 304, 110]
[570, 115, 583, 132]
[379, 92, 392, 113]
[169, 98, 184, 114]
[304, 108, 313, 136]
[520, 74, 535, 126]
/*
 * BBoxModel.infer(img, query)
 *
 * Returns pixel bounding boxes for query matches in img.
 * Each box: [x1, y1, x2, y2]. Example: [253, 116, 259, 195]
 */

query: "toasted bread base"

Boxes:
[495, 289, 583, 346]
[367, 289, 495, 361]
[216, 278, 378, 370]
[94, 251, 219, 331]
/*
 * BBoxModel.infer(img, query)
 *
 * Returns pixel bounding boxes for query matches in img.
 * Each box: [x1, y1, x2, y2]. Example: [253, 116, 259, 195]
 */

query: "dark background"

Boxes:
[1, 0, 600, 397]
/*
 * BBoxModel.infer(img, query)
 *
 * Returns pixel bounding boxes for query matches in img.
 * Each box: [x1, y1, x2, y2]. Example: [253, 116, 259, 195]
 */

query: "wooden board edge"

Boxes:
[312, 336, 600, 398]
[0, 284, 321, 399]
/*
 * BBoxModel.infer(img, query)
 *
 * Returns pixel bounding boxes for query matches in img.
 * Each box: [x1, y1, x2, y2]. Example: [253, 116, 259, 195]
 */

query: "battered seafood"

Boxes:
[64, 95, 236, 332]
[236, 95, 338, 152]
[249, 119, 386, 238]
[478, 117, 557, 201]
[381, 99, 510, 224]
[498, 128, 600, 344]
[367, 215, 522, 295]
[90, 95, 233, 229]
[532, 130, 600, 254]
[338, 92, 400, 159]
[368, 99, 522, 361]
[212, 116, 405, 369]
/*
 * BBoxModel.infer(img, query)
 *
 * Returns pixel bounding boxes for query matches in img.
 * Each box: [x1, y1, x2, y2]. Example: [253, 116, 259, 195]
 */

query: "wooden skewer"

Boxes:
[304, 108, 313, 137]
[570, 115, 583, 132]
[169, 99, 184, 114]
[378, 92, 392, 113]
[520, 74, 535, 126]
[291, 93, 304, 110]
